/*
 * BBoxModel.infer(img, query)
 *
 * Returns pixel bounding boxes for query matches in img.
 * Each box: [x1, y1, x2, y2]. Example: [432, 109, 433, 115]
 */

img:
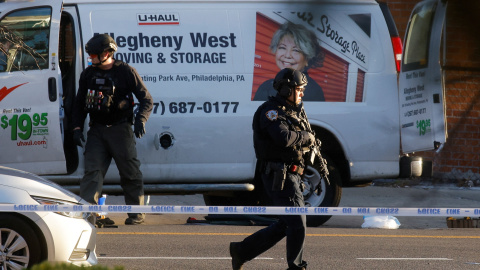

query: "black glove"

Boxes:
[134, 121, 146, 138]
[73, 129, 85, 147]
[301, 131, 316, 147]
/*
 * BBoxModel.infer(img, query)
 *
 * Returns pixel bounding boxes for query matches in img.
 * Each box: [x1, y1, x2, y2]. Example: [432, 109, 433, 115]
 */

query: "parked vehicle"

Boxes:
[0, 0, 446, 226]
[0, 166, 97, 268]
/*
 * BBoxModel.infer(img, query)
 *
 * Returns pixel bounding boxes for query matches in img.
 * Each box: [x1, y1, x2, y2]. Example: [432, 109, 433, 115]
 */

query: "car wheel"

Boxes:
[0, 214, 43, 269]
[302, 154, 342, 227]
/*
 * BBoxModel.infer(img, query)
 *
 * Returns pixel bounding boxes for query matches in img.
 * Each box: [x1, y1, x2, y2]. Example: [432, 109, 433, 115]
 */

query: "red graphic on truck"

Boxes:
[0, 83, 28, 103]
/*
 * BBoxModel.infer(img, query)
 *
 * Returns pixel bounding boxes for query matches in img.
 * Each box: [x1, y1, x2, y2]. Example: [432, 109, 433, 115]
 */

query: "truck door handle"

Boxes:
[48, 77, 57, 102]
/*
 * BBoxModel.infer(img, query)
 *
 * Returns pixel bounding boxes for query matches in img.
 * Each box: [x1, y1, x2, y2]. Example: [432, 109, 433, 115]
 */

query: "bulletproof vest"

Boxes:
[285, 109, 309, 132]
[84, 70, 135, 114]
[253, 99, 305, 164]
[84, 72, 116, 113]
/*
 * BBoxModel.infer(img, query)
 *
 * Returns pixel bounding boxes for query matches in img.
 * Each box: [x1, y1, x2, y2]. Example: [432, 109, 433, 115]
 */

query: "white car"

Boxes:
[0, 166, 97, 268]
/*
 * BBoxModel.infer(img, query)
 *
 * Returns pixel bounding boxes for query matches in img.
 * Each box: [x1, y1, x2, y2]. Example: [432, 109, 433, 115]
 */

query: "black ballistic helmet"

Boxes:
[85, 34, 117, 55]
[273, 68, 308, 97]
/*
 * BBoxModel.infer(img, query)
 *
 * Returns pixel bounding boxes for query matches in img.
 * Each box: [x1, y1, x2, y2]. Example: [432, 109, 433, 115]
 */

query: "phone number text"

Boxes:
[134, 101, 239, 115]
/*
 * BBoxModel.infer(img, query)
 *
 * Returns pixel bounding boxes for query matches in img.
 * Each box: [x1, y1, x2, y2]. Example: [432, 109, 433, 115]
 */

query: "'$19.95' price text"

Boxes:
[1, 113, 48, 140]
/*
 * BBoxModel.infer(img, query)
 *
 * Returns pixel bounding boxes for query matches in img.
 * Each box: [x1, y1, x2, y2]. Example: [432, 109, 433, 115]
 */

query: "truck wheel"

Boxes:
[204, 190, 263, 207]
[0, 214, 43, 268]
[203, 194, 235, 206]
[204, 156, 342, 227]
[302, 155, 342, 227]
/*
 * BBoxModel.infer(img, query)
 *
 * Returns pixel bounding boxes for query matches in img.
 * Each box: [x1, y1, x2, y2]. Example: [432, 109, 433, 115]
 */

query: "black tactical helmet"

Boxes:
[85, 34, 117, 55]
[273, 68, 308, 97]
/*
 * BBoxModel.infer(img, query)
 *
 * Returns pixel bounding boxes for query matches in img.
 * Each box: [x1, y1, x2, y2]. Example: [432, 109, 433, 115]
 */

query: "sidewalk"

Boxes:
[101, 184, 480, 229]
[330, 184, 480, 229]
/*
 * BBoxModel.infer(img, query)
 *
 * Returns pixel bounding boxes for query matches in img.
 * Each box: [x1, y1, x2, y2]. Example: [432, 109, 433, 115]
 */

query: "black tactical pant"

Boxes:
[80, 122, 144, 219]
[236, 171, 307, 269]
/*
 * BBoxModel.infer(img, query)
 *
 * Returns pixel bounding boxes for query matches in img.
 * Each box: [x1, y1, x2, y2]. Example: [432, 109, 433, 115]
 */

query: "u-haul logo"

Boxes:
[0, 83, 28, 103]
[137, 13, 180, 25]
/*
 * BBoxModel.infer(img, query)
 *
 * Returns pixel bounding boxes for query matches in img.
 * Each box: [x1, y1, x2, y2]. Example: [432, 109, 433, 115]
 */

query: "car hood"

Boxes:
[0, 166, 86, 204]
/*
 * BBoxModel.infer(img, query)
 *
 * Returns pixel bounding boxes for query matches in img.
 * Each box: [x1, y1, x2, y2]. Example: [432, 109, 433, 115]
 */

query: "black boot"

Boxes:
[229, 242, 245, 270]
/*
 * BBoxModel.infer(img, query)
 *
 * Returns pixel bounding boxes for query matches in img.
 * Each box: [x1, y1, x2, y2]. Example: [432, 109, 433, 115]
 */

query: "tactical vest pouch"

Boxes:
[116, 95, 133, 111]
[84, 89, 100, 113]
[84, 75, 116, 113]
[101, 94, 114, 113]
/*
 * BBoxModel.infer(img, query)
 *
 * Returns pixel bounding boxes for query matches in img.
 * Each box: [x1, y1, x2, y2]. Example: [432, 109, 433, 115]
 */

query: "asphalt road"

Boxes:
[94, 185, 480, 269]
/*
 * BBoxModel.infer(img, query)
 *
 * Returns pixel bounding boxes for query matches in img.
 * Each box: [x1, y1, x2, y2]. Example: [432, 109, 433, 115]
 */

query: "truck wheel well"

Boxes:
[253, 126, 351, 188]
[311, 126, 350, 187]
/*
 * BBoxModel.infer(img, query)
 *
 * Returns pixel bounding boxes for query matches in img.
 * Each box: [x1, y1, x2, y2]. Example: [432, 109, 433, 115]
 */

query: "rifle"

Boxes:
[300, 107, 330, 188]
[305, 138, 330, 187]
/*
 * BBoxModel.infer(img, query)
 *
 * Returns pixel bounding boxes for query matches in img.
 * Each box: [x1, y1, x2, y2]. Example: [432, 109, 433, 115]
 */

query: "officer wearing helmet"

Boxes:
[72, 34, 153, 225]
[229, 68, 315, 270]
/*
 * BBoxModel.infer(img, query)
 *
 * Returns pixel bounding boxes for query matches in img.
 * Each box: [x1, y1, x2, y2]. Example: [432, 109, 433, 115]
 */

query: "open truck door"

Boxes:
[0, 0, 66, 174]
[399, 0, 447, 153]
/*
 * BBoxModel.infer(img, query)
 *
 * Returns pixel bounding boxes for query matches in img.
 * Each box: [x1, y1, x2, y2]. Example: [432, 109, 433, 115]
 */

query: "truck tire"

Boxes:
[303, 154, 342, 227]
[203, 188, 266, 207]
[204, 155, 342, 227]
[0, 214, 43, 268]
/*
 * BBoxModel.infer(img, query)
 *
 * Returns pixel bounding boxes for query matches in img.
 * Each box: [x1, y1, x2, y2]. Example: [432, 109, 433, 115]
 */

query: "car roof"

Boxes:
[63, 0, 378, 5]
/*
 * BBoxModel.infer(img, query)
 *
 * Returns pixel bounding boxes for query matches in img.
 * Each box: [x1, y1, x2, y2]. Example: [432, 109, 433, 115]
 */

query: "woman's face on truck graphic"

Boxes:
[275, 34, 308, 72]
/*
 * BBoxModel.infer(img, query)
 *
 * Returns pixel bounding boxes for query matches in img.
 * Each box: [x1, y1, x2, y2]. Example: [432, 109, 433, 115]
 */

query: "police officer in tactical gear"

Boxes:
[72, 34, 153, 225]
[229, 68, 315, 270]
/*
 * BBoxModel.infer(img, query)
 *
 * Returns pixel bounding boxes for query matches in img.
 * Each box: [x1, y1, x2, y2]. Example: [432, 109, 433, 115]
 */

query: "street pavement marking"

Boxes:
[97, 232, 480, 239]
[357, 258, 452, 260]
[97, 232, 251, 236]
[98, 257, 273, 260]
[307, 234, 480, 239]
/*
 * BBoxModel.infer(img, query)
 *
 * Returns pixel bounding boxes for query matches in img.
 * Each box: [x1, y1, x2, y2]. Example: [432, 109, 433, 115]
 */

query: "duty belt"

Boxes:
[263, 161, 304, 175]
[91, 118, 129, 128]
[288, 164, 304, 175]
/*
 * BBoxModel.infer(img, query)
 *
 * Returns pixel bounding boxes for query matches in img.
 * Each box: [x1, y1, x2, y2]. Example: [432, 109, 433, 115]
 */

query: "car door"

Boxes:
[0, 0, 66, 174]
[399, 0, 447, 153]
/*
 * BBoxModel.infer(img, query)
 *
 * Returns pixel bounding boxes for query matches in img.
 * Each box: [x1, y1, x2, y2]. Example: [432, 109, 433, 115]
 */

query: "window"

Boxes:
[402, 1, 436, 72]
[349, 14, 371, 37]
[0, 7, 51, 72]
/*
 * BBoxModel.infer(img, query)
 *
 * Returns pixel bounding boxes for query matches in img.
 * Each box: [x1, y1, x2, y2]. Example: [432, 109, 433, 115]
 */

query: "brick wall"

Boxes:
[385, 0, 480, 183]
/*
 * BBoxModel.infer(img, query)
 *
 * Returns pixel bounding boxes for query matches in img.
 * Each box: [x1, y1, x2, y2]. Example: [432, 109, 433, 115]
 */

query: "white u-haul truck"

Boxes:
[0, 0, 446, 226]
